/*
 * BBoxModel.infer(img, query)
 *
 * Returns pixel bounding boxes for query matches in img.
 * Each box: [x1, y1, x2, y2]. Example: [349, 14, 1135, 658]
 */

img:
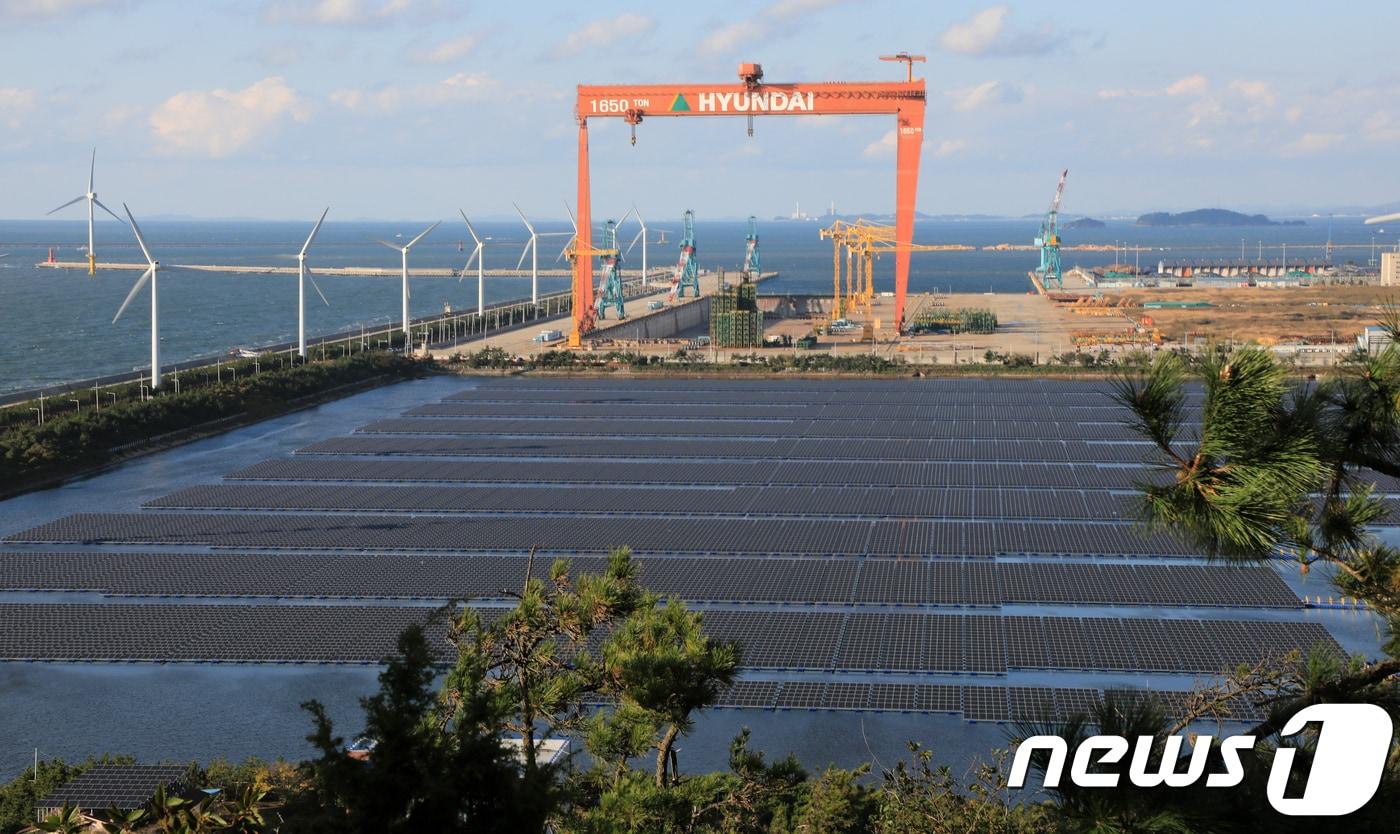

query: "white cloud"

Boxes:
[1281, 132, 1344, 157]
[408, 32, 481, 65]
[932, 139, 967, 158]
[938, 5, 1085, 58]
[558, 13, 654, 56]
[1165, 74, 1208, 97]
[330, 72, 495, 114]
[0, 0, 115, 17]
[864, 131, 962, 159]
[149, 77, 306, 158]
[946, 80, 1021, 112]
[262, 0, 441, 25]
[939, 6, 1008, 55]
[699, 20, 764, 55]
[0, 87, 35, 128]
[699, 0, 844, 55]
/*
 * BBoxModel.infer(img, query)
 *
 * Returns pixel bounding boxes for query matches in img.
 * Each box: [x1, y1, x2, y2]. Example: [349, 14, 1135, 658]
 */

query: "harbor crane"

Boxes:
[596, 218, 626, 320]
[742, 216, 760, 279]
[821, 219, 972, 320]
[570, 57, 927, 344]
[671, 210, 700, 300]
[1033, 169, 1068, 291]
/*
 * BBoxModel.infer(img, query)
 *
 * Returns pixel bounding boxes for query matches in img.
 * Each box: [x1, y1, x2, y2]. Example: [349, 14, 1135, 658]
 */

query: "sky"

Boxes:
[1, 0, 1398, 222]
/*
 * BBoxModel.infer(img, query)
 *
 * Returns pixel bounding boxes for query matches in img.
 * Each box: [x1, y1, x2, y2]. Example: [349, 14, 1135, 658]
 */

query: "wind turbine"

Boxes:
[295, 208, 330, 358]
[376, 221, 440, 338]
[113, 204, 162, 389]
[48, 148, 123, 276]
[459, 211, 485, 315]
[512, 203, 573, 307]
[624, 205, 650, 287]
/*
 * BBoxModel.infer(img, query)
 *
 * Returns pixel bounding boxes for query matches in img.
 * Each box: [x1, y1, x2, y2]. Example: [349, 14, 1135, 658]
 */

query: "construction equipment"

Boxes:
[819, 218, 970, 321]
[742, 215, 760, 279]
[1033, 169, 1068, 291]
[596, 219, 626, 320]
[570, 58, 927, 342]
[671, 210, 700, 300]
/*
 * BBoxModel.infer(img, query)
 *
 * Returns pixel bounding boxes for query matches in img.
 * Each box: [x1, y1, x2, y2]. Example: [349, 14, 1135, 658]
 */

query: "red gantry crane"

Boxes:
[570, 56, 927, 345]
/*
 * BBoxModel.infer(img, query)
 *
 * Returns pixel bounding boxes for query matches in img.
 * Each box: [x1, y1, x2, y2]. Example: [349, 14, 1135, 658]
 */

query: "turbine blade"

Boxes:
[626, 229, 644, 257]
[112, 266, 153, 323]
[47, 195, 85, 215]
[301, 207, 330, 256]
[92, 198, 124, 223]
[122, 203, 156, 266]
[617, 206, 635, 229]
[512, 202, 535, 234]
[458, 210, 481, 245]
[516, 241, 530, 271]
[89, 148, 96, 193]
[563, 201, 577, 231]
[374, 238, 402, 251]
[1366, 212, 1400, 225]
[555, 234, 575, 263]
[632, 202, 644, 227]
[406, 219, 440, 250]
[307, 269, 330, 306]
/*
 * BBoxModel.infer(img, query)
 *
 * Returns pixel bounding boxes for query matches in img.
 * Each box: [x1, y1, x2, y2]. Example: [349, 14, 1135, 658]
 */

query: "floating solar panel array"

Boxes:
[0, 376, 1353, 725]
[0, 552, 1299, 608]
[0, 603, 1339, 675]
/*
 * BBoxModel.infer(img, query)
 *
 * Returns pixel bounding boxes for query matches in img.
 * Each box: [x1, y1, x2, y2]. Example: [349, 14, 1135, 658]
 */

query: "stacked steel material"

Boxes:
[909, 308, 997, 335]
[710, 278, 764, 348]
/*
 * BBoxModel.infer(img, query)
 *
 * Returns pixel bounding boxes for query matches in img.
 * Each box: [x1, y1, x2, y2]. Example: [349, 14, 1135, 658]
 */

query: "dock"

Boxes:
[35, 261, 645, 279]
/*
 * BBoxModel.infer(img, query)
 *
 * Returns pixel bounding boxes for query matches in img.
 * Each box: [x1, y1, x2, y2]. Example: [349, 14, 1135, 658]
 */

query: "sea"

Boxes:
[0, 216, 1389, 394]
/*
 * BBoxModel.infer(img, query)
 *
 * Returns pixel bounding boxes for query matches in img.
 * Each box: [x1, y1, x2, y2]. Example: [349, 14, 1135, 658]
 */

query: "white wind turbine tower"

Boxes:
[376, 221, 440, 338]
[512, 203, 573, 307]
[48, 148, 123, 276]
[295, 208, 331, 358]
[624, 204, 650, 287]
[459, 211, 486, 315]
[113, 204, 162, 388]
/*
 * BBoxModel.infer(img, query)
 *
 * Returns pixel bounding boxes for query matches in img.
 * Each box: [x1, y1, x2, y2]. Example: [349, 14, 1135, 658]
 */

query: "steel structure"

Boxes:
[821, 219, 968, 320]
[671, 210, 700, 300]
[570, 57, 927, 344]
[596, 219, 626, 319]
[1034, 170, 1068, 291]
[742, 215, 760, 279]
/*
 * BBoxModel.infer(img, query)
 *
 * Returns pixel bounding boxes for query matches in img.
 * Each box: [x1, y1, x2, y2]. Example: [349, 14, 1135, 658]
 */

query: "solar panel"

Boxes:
[41, 765, 189, 812]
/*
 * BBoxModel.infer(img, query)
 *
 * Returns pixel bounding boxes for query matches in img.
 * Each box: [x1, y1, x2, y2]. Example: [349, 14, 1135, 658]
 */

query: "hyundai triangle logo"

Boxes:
[669, 93, 691, 112]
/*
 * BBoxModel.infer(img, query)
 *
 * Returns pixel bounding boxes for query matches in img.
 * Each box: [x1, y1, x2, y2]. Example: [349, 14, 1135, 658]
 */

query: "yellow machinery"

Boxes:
[819, 219, 971, 321]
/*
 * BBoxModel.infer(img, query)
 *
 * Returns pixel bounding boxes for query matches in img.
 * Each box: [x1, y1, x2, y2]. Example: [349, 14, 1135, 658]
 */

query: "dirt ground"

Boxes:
[1110, 285, 1392, 345]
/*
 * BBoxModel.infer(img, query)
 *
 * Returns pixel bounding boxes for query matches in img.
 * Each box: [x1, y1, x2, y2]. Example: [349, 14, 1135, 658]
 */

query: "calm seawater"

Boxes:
[0, 217, 1386, 392]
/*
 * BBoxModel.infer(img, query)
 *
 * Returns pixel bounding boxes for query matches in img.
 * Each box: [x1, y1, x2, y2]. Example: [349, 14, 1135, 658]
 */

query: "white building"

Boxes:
[1382, 251, 1400, 287]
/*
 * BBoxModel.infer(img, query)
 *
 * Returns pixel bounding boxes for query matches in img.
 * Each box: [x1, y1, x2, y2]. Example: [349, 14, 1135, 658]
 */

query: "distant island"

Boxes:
[1064, 217, 1105, 230]
[1136, 209, 1303, 227]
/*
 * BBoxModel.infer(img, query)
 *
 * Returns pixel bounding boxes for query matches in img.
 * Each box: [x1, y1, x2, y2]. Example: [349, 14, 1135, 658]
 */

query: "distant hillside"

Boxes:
[1065, 217, 1105, 230]
[1136, 209, 1294, 227]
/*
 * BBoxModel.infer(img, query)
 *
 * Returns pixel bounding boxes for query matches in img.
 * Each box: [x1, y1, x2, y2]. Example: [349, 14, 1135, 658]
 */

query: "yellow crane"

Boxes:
[819, 219, 971, 321]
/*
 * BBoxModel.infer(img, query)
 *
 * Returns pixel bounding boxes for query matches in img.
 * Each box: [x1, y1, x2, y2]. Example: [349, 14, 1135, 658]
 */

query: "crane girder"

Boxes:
[569, 60, 926, 345]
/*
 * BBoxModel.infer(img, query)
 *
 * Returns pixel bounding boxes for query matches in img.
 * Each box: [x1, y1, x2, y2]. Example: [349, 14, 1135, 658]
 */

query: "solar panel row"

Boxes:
[0, 551, 1299, 607]
[229, 457, 1185, 490]
[149, 483, 1145, 521]
[407, 401, 1197, 422]
[716, 683, 1260, 722]
[296, 435, 1163, 463]
[0, 604, 1338, 674]
[357, 416, 1145, 441]
[6, 512, 1198, 557]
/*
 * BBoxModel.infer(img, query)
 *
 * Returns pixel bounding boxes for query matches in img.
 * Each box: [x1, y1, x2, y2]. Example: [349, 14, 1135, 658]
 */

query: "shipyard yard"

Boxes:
[0, 374, 1377, 773]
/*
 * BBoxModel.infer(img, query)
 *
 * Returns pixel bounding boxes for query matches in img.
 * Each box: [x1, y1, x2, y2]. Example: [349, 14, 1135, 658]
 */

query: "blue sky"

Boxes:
[1, 0, 1397, 221]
